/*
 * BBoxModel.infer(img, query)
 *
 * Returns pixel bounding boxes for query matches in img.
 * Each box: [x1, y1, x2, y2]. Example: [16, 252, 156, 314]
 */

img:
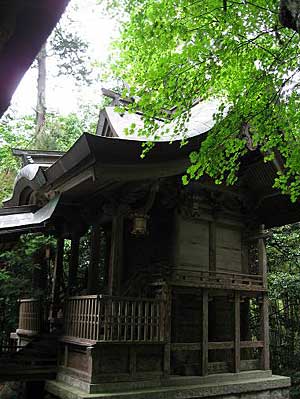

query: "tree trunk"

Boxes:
[35, 43, 47, 137]
[280, 0, 300, 33]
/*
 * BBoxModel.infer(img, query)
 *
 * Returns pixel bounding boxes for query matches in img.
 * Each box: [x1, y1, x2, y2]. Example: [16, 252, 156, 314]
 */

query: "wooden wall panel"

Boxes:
[178, 218, 209, 270]
[216, 225, 242, 273]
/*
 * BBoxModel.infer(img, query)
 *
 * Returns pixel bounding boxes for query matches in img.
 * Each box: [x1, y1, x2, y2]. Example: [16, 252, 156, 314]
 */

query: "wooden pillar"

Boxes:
[162, 284, 172, 377]
[258, 224, 267, 288]
[108, 212, 124, 296]
[202, 289, 208, 376]
[260, 294, 270, 370]
[68, 235, 80, 295]
[209, 222, 216, 271]
[51, 237, 64, 320]
[87, 225, 102, 294]
[258, 224, 270, 369]
[234, 291, 241, 373]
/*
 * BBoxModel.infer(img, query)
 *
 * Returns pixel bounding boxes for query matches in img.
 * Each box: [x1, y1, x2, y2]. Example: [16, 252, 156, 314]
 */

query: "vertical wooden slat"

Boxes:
[156, 302, 160, 341]
[85, 299, 88, 339]
[131, 302, 135, 341]
[104, 299, 108, 341]
[95, 297, 101, 341]
[150, 303, 154, 341]
[144, 302, 149, 341]
[91, 298, 95, 340]
[234, 291, 241, 373]
[110, 298, 114, 341]
[71, 299, 74, 337]
[77, 299, 80, 338]
[124, 302, 128, 341]
[137, 302, 142, 341]
[65, 300, 69, 336]
[87, 299, 91, 339]
[202, 289, 208, 376]
[79, 298, 83, 338]
[117, 301, 121, 341]
[82, 298, 86, 339]
[83, 298, 87, 339]
[89, 299, 93, 340]
[70, 300, 73, 337]
[88, 299, 92, 340]
[74, 299, 78, 337]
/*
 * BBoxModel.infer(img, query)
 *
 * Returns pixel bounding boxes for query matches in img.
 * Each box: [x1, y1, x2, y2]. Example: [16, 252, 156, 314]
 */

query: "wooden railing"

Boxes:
[172, 269, 265, 291]
[0, 335, 19, 355]
[64, 295, 166, 343]
[18, 298, 43, 333]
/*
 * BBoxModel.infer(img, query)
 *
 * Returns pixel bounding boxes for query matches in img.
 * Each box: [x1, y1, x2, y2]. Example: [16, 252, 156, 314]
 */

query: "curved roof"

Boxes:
[2, 109, 300, 229]
[3, 164, 47, 207]
[97, 99, 221, 140]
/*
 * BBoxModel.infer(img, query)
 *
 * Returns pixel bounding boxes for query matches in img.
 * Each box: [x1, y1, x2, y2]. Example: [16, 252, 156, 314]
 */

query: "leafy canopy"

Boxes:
[108, 0, 300, 200]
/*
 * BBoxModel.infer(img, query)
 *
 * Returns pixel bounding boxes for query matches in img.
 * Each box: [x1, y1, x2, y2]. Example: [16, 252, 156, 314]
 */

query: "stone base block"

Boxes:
[45, 372, 291, 399]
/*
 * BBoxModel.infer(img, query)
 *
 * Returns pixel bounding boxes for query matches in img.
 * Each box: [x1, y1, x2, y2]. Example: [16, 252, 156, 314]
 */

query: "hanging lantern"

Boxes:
[131, 213, 148, 236]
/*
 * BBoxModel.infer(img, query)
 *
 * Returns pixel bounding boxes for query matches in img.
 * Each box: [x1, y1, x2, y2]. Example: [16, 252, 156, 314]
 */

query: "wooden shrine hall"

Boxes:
[0, 100, 293, 399]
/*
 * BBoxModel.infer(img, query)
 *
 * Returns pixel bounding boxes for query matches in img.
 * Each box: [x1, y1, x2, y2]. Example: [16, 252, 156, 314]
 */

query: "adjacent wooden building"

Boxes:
[0, 100, 292, 398]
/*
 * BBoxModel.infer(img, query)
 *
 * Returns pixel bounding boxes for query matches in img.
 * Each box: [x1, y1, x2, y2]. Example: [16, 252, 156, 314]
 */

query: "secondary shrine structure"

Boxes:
[0, 97, 292, 399]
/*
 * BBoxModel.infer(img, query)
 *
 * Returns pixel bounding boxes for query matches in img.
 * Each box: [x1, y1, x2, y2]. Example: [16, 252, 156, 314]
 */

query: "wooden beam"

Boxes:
[234, 291, 241, 373]
[171, 343, 201, 351]
[240, 340, 264, 348]
[87, 225, 102, 294]
[68, 235, 80, 295]
[208, 341, 234, 350]
[261, 294, 270, 370]
[202, 289, 208, 376]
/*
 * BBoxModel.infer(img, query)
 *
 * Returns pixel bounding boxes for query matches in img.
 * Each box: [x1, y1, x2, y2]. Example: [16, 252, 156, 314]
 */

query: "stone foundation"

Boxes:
[45, 371, 291, 399]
